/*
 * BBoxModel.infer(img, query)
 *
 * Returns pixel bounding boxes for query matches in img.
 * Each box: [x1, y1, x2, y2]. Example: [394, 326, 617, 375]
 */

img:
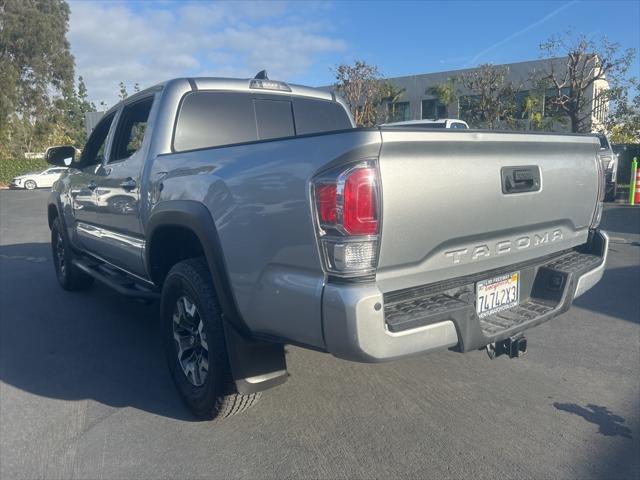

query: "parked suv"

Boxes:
[45, 74, 607, 421]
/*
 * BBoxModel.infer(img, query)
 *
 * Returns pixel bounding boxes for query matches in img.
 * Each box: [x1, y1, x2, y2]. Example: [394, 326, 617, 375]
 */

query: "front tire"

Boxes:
[51, 217, 94, 291]
[24, 180, 37, 190]
[161, 258, 260, 420]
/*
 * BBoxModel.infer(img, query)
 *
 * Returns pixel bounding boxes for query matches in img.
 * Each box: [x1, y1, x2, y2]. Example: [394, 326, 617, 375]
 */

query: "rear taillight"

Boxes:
[343, 168, 378, 235]
[317, 184, 338, 225]
[312, 161, 380, 278]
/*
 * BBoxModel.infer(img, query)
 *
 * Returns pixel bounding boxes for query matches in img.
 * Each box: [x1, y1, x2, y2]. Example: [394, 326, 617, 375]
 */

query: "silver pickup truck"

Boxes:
[45, 73, 608, 420]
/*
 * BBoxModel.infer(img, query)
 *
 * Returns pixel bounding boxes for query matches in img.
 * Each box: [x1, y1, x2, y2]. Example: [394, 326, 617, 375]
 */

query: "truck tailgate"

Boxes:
[376, 129, 600, 293]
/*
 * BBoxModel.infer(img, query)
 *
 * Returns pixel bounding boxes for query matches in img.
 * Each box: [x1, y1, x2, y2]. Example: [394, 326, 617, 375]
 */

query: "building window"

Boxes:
[544, 87, 572, 117]
[421, 99, 447, 119]
[514, 90, 530, 118]
[592, 90, 608, 124]
[387, 101, 410, 122]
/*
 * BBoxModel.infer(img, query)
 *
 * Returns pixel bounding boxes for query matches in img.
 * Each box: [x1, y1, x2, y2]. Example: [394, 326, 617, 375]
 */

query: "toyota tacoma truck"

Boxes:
[45, 73, 608, 420]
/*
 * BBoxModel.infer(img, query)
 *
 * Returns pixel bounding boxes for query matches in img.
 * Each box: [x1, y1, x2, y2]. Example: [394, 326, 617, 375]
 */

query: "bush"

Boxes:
[0, 158, 49, 185]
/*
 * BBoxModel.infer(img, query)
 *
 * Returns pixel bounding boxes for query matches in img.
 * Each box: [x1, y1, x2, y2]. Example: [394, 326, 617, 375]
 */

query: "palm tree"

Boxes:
[378, 82, 406, 123]
[426, 77, 457, 107]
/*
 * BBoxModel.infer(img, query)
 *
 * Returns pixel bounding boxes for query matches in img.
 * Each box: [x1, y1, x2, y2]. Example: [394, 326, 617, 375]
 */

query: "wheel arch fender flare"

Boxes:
[48, 191, 82, 254]
[47, 191, 62, 229]
[145, 200, 243, 328]
[146, 200, 288, 394]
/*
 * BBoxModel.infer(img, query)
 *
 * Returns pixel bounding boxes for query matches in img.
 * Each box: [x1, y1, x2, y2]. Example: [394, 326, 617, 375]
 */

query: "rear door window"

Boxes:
[293, 98, 352, 135]
[174, 92, 256, 151]
[254, 99, 294, 140]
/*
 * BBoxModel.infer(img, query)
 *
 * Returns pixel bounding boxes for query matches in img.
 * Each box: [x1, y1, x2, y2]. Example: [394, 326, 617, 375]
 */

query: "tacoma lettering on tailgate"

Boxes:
[444, 229, 564, 265]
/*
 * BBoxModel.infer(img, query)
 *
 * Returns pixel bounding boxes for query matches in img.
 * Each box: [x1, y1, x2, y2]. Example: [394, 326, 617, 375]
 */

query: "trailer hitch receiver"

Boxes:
[486, 335, 527, 359]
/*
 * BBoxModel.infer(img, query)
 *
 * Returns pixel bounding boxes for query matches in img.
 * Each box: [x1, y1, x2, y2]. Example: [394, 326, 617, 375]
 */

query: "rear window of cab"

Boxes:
[173, 91, 352, 152]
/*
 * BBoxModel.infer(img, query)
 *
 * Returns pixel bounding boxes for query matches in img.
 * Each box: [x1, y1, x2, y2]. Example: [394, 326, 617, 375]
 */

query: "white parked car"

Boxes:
[10, 167, 68, 190]
[383, 119, 469, 129]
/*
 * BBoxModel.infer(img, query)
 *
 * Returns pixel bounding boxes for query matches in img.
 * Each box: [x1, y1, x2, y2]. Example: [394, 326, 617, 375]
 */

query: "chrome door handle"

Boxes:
[120, 178, 137, 191]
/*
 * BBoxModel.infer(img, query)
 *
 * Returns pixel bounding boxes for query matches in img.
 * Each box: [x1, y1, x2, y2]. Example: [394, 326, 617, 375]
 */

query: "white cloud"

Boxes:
[68, 1, 346, 107]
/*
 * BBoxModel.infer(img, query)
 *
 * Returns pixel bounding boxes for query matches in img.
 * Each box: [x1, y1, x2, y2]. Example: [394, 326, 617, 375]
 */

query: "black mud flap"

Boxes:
[223, 319, 288, 395]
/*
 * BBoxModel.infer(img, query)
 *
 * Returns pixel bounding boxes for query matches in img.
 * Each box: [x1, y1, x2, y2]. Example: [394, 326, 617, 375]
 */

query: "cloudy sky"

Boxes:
[68, 0, 640, 107]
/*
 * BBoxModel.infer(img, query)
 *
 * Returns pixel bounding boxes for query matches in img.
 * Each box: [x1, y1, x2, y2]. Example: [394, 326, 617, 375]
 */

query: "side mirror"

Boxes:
[45, 145, 76, 167]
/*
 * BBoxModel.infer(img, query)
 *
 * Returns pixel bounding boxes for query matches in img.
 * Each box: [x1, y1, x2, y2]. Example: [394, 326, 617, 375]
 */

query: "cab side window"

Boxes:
[80, 113, 115, 167]
[111, 97, 154, 162]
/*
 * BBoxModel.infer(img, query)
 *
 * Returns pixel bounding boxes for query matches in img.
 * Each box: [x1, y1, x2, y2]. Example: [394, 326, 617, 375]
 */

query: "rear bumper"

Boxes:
[322, 230, 608, 362]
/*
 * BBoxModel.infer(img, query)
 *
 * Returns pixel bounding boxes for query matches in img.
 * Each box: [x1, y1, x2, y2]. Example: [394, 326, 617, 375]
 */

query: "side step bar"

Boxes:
[72, 258, 160, 300]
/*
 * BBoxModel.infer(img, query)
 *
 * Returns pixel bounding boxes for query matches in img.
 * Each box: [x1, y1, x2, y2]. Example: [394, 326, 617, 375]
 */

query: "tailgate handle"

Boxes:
[501, 166, 540, 194]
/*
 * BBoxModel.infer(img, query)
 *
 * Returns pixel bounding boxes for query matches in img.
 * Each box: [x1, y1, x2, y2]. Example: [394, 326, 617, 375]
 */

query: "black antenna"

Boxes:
[254, 70, 268, 80]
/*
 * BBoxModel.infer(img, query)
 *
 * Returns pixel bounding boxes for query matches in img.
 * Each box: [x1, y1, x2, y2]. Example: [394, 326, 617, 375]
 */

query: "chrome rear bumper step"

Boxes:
[382, 234, 607, 351]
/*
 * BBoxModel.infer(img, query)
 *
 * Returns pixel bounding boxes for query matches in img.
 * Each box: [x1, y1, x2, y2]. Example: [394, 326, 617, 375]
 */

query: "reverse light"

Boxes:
[324, 240, 379, 272]
[313, 162, 380, 278]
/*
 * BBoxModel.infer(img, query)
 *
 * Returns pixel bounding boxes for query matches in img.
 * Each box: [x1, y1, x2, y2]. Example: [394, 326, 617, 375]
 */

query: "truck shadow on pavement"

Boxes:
[573, 263, 639, 325]
[0, 242, 198, 422]
[600, 205, 640, 236]
[553, 403, 633, 439]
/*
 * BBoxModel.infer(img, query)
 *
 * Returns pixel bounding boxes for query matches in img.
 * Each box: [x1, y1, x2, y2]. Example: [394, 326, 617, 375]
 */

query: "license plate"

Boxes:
[476, 272, 520, 318]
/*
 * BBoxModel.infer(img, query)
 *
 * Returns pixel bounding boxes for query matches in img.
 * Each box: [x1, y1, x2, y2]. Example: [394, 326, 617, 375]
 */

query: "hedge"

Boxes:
[0, 158, 49, 185]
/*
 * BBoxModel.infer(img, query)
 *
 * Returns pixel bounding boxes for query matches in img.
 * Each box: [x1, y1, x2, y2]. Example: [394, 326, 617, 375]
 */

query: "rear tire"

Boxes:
[51, 217, 94, 291]
[161, 258, 260, 420]
[24, 180, 37, 190]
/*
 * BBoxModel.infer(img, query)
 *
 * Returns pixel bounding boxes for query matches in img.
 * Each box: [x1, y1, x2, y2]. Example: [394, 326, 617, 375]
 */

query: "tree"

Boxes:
[378, 81, 406, 123]
[0, 0, 74, 128]
[333, 61, 383, 127]
[606, 79, 640, 143]
[424, 77, 458, 122]
[457, 64, 519, 129]
[56, 75, 96, 147]
[521, 94, 545, 130]
[519, 76, 563, 131]
[426, 77, 457, 108]
[0, 0, 75, 159]
[118, 81, 129, 101]
[539, 32, 636, 133]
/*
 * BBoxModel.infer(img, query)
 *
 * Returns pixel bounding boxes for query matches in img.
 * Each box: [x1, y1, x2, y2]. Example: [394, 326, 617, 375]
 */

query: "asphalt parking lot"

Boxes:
[0, 189, 638, 480]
